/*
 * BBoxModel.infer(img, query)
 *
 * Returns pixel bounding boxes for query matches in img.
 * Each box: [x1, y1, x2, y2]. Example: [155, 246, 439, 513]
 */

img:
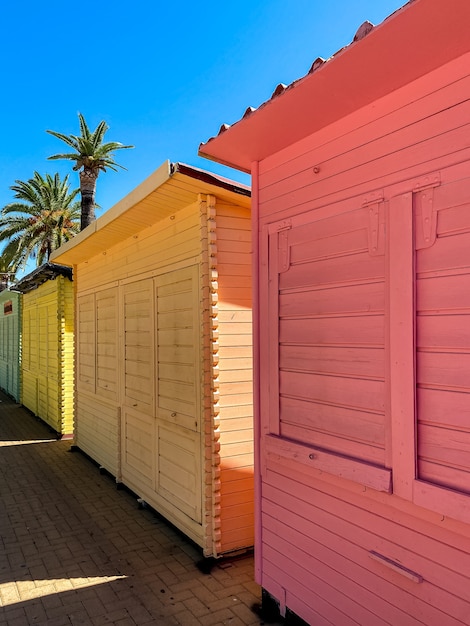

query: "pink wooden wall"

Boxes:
[252, 51, 470, 625]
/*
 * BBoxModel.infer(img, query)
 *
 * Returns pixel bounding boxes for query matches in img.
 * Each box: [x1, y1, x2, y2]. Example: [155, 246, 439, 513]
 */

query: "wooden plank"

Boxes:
[417, 313, 470, 350]
[280, 345, 384, 378]
[417, 350, 470, 390]
[280, 314, 384, 346]
[280, 423, 384, 465]
[265, 435, 391, 492]
[413, 480, 470, 525]
[280, 251, 385, 291]
[388, 192, 416, 499]
[280, 395, 384, 445]
[417, 271, 470, 311]
[280, 370, 384, 412]
[280, 280, 384, 317]
[418, 424, 470, 473]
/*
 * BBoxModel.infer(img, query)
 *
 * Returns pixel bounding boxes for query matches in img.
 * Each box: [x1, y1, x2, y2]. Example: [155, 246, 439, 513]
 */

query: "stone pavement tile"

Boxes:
[182, 595, 212, 618]
[24, 601, 48, 624]
[232, 602, 263, 625]
[173, 609, 203, 625]
[198, 607, 237, 625]
[0, 391, 278, 626]
[0, 606, 27, 625]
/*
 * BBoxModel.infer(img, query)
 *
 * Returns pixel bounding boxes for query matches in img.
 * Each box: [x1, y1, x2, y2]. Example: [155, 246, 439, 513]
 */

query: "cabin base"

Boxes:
[253, 590, 309, 625]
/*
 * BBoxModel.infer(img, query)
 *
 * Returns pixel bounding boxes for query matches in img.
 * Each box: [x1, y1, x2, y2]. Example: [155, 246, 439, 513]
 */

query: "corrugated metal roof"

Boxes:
[13, 263, 72, 294]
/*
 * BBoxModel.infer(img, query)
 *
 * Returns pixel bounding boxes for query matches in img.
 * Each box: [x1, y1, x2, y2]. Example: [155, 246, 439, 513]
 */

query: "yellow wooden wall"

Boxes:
[72, 193, 253, 556]
[21, 276, 74, 435]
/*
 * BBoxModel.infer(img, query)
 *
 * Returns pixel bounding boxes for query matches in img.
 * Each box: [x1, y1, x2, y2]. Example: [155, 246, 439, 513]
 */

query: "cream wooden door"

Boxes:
[155, 265, 202, 524]
[120, 266, 202, 527]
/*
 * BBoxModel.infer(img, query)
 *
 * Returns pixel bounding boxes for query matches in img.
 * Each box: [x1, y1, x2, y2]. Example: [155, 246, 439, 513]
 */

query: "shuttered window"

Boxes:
[77, 288, 118, 400]
[265, 202, 392, 493]
[263, 169, 470, 521]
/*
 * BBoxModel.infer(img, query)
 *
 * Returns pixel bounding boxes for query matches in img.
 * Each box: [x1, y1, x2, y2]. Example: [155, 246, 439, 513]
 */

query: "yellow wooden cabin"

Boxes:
[14, 263, 74, 436]
[51, 161, 253, 557]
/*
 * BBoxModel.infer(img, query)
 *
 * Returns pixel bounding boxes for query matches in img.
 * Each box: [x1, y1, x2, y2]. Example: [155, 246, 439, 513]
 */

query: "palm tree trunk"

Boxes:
[79, 168, 98, 230]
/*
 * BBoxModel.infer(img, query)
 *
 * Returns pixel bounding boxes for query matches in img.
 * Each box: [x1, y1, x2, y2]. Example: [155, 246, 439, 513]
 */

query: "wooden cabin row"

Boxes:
[0, 162, 254, 559]
[0, 264, 74, 437]
[3, 0, 470, 620]
[199, 0, 470, 623]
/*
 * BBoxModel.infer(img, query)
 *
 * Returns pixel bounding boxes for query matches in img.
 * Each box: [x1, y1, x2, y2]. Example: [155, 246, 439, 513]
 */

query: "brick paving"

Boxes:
[0, 391, 280, 626]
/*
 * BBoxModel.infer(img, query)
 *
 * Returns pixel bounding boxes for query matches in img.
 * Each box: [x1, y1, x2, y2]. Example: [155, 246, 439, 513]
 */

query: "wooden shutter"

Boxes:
[414, 178, 470, 515]
[77, 294, 96, 393]
[122, 278, 155, 415]
[155, 265, 200, 432]
[264, 204, 392, 492]
[96, 288, 118, 400]
[155, 265, 202, 523]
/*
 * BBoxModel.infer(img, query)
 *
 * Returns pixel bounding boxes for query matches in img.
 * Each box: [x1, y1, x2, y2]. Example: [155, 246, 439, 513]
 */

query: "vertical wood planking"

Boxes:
[388, 192, 416, 499]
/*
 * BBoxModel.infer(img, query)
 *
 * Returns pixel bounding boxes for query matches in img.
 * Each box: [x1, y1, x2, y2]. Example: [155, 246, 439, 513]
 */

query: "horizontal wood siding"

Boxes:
[59, 276, 74, 434]
[78, 203, 200, 293]
[216, 200, 254, 554]
[257, 54, 470, 623]
[75, 286, 119, 470]
[258, 55, 470, 222]
[20, 277, 74, 435]
[262, 465, 470, 626]
[76, 392, 120, 476]
[73, 194, 253, 555]
[0, 292, 21, 401]
[75, 202, 206, 548]
[416, 181, 470, 494]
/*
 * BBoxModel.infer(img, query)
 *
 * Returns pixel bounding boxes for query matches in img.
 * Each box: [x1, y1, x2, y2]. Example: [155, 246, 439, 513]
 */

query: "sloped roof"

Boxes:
[51, 161, 250, 266]
[199, 0, 470, 172]
[13, 263, 72, 294]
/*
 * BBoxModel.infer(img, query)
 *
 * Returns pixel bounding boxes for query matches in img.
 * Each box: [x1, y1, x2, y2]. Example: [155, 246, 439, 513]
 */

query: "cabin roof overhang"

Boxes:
[199, 0, 470, 172]
[13, 263, 73, 294]
[50, 161, 250, 266]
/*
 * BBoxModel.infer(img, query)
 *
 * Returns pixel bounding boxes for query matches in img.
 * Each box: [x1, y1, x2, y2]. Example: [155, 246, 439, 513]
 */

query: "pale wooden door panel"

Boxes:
[155, 265, 200, 432]
[96, 288, 118, 400]
[157, 424, 202, 523]
[77, 294, 95, 393]
[122, 279, 155, 415]
[122, 408, 155, 490]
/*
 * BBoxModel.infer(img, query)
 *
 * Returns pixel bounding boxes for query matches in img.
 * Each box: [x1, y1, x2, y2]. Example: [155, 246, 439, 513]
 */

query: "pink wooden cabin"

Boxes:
[200, 0, 470, 623]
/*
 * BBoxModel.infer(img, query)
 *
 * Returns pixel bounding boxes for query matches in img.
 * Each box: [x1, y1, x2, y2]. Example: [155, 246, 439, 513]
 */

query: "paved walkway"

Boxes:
[0, 391, 279, 626]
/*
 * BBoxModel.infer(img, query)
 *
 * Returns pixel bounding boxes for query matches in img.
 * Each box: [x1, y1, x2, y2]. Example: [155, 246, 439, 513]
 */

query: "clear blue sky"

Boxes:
[1, 0, 405, 276]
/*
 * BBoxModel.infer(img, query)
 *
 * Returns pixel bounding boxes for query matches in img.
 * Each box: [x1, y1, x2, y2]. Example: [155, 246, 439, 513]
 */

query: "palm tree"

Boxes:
[47, 113, 133, 230]
[0, 172, 80, 272]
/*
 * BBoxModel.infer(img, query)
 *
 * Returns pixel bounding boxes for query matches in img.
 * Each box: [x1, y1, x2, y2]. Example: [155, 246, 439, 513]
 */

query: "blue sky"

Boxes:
[1, 0, 405, 276]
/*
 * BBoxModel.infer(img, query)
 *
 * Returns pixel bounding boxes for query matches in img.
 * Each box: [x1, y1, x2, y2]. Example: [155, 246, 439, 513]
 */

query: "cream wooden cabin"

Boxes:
[51, 161, 253, 557]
